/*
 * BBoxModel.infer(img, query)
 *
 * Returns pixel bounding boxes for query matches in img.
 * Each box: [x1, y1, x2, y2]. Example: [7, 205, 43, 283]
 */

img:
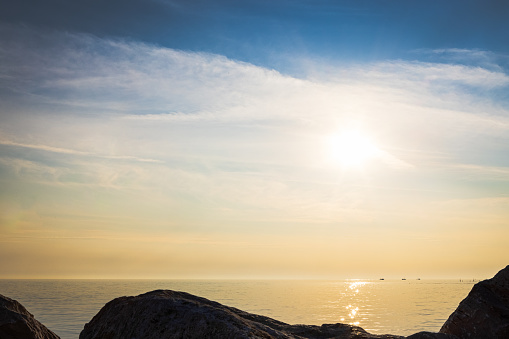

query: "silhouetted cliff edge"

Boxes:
[1, 265, 508, 338]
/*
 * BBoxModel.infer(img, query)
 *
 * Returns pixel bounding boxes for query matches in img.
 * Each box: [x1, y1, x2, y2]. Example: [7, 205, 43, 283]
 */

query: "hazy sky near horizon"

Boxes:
[1, 0, 508, 279]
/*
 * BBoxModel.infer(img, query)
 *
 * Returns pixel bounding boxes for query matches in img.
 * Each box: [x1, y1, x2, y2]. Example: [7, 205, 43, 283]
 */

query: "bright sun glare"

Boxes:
[329, 129, 379, 168]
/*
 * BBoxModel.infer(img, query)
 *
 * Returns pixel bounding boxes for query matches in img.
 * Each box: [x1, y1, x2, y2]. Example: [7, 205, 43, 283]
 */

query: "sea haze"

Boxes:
[0, 279, 474, 338]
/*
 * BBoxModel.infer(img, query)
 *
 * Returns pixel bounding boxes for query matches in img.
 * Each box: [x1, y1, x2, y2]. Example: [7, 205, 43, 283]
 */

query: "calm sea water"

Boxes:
[0, 279, 475, 338]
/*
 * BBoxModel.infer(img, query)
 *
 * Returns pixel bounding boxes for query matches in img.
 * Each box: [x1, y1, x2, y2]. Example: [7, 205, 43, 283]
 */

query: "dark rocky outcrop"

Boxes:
[0, 293, 60, 339]
[406, 332, 457, 339]
[79, 289, 402, 339]
[439, 265, 509, 339]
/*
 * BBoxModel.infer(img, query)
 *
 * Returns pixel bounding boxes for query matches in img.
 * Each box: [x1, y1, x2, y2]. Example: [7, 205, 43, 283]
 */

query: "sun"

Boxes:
[328, 129, 379, 168]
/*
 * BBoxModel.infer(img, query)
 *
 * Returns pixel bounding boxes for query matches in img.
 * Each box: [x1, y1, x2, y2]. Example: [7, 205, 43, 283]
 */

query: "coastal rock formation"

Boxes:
[439, 265, 509, 339]
[79, 289, 402, 339]
[3, 265, 508, 339]
[0, 294, 60, 339]
[406, 332, 457, 339]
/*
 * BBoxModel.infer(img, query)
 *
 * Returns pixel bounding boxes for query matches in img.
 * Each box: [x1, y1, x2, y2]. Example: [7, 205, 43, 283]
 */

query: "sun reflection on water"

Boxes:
[341, 281, 370, 327]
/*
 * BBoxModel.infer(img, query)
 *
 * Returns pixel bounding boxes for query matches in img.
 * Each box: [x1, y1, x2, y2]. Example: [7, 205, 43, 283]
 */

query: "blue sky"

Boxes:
[3, 0, 509, 70]
[1, 0, 508, 278]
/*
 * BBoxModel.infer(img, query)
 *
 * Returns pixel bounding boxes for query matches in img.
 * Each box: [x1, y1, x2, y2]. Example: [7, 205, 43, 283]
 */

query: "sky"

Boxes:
[0, 0, 508, 279]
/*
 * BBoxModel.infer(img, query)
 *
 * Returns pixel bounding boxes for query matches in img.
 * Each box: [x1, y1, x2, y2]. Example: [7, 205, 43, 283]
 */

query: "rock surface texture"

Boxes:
[0, 293, 60, 339]
[406, 332, 458, 339]
[439, 265, 509, 339]
[79, 289, 402, 339]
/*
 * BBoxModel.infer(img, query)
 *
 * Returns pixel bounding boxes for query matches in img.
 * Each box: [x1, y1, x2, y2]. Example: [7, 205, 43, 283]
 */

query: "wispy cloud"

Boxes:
[1, 24, 509, 234]
[364, 61, 509, 88]
[412, 48, 509, 72]
[446, 163, 509, 181]
[0, 138, 163, 163]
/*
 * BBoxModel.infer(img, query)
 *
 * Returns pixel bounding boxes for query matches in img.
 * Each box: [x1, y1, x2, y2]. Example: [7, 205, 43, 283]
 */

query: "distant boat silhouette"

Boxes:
[402, 278, 406, 280]
[380, 278, 384, 280]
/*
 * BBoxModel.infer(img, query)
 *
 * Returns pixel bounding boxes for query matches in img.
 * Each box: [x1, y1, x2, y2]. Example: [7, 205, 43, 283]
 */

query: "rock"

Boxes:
[406, 332, 458, 339]
[439, 265, 509, 338]
[0, 293, 60, 339]
[80, 289, 403, 339]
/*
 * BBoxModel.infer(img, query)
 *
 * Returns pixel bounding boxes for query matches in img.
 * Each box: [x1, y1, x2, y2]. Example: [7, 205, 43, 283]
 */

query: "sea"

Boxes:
[0, 279, 476, 338]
